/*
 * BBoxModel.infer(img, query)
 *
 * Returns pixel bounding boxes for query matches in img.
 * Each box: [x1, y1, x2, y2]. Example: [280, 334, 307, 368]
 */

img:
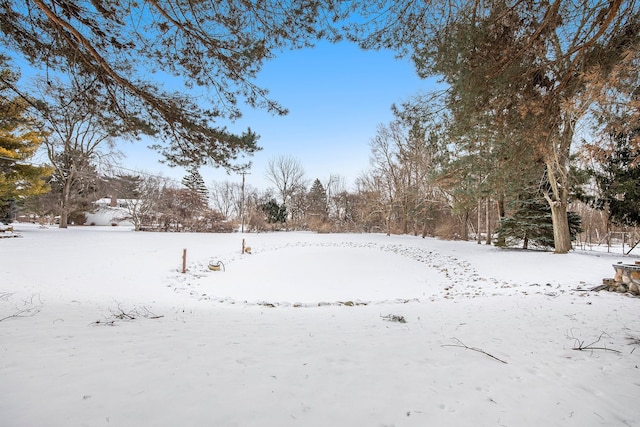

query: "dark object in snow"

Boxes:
[381, 314, 406, 323]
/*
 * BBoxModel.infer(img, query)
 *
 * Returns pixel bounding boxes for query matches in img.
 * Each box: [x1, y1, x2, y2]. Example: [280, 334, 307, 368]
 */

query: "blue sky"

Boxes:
[120, 40, 437, 191]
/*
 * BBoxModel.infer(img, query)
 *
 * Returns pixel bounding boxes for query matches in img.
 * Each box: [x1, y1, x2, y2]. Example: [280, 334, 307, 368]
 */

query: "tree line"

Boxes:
[1, 1, 638, 252]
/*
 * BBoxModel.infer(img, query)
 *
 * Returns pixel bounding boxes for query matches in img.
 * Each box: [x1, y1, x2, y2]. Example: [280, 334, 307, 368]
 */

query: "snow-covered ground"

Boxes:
[1, 223, 639, 426]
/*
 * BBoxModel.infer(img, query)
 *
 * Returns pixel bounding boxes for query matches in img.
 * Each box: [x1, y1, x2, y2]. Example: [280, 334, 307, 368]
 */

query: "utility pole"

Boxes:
[239, 170, 250, 233]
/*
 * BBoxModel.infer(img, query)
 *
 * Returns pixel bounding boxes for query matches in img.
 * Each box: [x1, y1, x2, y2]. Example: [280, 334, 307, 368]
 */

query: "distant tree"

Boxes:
[36, 78, 121, 228]
[324, 174, 347, 221]
[353, 172, 391, 233]
[20, 186, 60, 224]
[210, 180, 242, 221]
[333, 190, 357, 228]
[288, 185, 309, 229]
[265, 155, 306, 220]
[367, 118, 443, 236]
[307, 178, 328, 221]
[191, 209, 233, 233]
[47, 157, 102, 225]
[244, 187, 269, 232]
[591, 128, 640, 227]
[182, 167, 209, 204]
[153, 183, 231, 232]
[157, 187, 207, 232]
[120, 175, 164, 231]
[260, 199, 287, 227]
[103, 174, 142, 200]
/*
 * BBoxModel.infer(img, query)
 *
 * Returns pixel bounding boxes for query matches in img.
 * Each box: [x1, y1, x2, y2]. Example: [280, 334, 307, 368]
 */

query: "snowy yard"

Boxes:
[1, 224, 639, 426]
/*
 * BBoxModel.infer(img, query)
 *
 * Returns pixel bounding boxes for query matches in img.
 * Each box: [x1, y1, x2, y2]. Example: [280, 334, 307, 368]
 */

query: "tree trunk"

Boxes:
[59, 208, 68, 228]
[495, 197, 506, 246]
[59, 179, 72, 229]
[477, 199, 482, 244]
[544, 111, 574, 254]
[461, 210, 469, 241]
[550, 201, 572, 253]
[497, 196, 505, 218]
[386, 201, 392, 236]
[485, 197, 491, 245]
[402, 214, 408, 235]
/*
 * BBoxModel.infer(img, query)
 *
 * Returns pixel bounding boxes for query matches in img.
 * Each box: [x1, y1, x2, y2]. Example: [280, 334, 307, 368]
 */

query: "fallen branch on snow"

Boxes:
[571, 331, 621, 354]
[442, 338, 508, 364]
[0, 293, 43, 323]
[91, 303, 163, 326]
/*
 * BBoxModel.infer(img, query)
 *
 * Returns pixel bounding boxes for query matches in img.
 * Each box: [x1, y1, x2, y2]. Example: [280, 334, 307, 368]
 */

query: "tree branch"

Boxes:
[0, 294, 43, 322]
[442, 338, 508, 364]
[571, 331, 621, 354]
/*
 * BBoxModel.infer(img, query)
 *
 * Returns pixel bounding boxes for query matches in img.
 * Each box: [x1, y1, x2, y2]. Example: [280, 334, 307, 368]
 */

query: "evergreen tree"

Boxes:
[0, 68, 51, 223]
[306, 179, 328, 220]
[592, 128, 640, 227]
[103, 175, 142, 199]
[0, 199, 15, 224]
[260, 199, 287, 225]
[496, 188, 582, 250]
[182, 168, 209, 204]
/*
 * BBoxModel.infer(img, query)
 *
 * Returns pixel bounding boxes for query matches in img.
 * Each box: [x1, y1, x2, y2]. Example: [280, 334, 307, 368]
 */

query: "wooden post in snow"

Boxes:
[182, 248, 187, 273]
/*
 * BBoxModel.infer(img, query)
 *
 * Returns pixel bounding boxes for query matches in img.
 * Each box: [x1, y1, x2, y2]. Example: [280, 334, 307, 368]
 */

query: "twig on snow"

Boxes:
[136, 305, 164, 319]
[626, 335, 640, 346]
[110, 302, 163, 320]
[442, 338, 508, 364]
[0, 305, 42, 322]
[92, 303, 163, 326]
[571, 331, 621, 354]
[0, 294, 43, 322]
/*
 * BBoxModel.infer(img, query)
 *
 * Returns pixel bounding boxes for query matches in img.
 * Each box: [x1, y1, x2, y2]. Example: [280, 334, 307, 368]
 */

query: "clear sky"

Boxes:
[119, 40, 436, 191]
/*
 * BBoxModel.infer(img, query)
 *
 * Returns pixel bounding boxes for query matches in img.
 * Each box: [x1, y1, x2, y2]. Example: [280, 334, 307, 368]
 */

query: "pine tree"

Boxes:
[103, 175, 142, 199]
[306, 178, 328, 220]
[182, 168, 209, 204]
[260, 199, 287, 224]
[592, 128, 640, 227]
[496, 191, 582, 250]
[0, 83, 51, 223]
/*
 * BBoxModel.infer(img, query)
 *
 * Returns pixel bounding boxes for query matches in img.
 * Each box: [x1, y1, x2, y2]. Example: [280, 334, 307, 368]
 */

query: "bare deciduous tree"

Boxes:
[36, 79, 122, 228]
[210, 180, 242, 221]
[265, 155, 307, 221]
[120, 175, 166, 231]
